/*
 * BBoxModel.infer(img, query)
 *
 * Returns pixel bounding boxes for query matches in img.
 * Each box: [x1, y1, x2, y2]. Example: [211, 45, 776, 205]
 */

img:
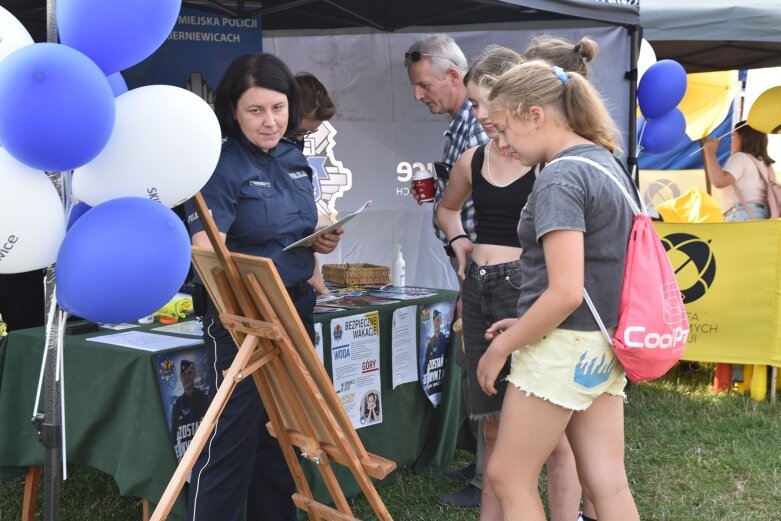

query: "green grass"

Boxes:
[2, 365, 780, 520]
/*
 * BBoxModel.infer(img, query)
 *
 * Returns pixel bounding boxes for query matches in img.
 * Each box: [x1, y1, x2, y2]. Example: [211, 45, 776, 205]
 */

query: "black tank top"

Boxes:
[471, 144, 536, 247]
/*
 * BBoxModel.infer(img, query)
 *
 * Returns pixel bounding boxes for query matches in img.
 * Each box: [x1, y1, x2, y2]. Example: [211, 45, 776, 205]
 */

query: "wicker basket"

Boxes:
[322, 263, 390, 286]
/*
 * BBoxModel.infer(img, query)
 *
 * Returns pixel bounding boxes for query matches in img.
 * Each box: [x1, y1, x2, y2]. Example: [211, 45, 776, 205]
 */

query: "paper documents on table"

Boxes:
[283, 200, 372, 251]
[86, 331, 203, 351]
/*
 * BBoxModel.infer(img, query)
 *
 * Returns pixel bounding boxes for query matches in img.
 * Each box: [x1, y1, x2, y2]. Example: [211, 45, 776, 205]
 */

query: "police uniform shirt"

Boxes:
[171, 388, 210, 437]
[186, 135, 317, 287]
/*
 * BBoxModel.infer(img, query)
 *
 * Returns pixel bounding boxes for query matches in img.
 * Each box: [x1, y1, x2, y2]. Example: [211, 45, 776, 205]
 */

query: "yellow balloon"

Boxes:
[747, 86, 781, 134]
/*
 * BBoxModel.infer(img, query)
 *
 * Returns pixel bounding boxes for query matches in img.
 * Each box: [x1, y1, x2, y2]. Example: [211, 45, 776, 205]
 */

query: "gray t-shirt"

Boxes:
[516, 144, 636, 330]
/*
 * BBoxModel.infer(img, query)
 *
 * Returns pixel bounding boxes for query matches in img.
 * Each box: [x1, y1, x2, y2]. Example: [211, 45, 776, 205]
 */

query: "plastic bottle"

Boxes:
[392, 244, 406, 288]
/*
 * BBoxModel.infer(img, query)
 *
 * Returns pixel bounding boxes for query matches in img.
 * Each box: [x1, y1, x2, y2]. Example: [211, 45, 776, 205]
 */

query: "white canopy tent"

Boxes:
[641, 0, 781, 72]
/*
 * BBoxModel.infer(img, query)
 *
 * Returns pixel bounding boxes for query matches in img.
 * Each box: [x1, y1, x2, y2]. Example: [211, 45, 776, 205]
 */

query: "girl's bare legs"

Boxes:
[479, 417, 502, 520]
[546, 434, 585, 521]
[582, 496, 597, 520]
[567, 393, 639, 521]
[486, 385, 571, 521]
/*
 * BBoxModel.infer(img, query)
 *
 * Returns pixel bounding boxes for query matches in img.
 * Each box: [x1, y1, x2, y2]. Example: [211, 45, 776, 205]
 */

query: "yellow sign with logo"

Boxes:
[654, 220, 781, 366]
[639, 169, 707, 208]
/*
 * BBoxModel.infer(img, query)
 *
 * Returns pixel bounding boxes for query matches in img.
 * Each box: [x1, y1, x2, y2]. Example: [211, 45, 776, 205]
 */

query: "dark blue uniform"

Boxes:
[184, 135, 317, 521]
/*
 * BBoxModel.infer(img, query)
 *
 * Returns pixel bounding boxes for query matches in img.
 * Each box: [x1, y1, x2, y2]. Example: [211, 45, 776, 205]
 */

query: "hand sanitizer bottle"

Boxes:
[392, 244, 406, 288]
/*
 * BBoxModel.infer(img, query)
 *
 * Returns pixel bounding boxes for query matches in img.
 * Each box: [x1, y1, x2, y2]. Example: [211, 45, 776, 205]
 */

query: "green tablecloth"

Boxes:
[0, 288, 463, 519]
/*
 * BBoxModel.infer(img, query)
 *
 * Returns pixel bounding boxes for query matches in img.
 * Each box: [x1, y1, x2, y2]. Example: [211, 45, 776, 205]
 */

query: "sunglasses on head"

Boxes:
[404, 51, 457, 67]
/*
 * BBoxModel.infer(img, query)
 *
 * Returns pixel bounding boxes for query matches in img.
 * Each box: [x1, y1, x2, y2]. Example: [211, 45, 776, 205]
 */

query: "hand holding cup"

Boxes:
[411, 169, 436, 203]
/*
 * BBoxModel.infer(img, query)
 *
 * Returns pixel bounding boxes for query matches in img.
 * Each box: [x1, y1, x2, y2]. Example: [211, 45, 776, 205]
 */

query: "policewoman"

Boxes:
[184, 53, 342, 521]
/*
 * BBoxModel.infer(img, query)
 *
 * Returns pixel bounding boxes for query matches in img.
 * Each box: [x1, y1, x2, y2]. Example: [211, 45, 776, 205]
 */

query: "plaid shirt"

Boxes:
[432, 99, 489, 247]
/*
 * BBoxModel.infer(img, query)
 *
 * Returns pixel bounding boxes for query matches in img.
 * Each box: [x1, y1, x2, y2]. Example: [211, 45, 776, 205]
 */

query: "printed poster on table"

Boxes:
[391, 305, 418, 389]
[330, 311, 382, 429]
[154, 348, 215, 462]
[419, 300, 456, 406]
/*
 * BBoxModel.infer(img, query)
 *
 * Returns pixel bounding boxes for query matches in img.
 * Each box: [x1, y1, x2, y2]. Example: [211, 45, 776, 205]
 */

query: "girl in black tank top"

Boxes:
[470, 143, 536, 248]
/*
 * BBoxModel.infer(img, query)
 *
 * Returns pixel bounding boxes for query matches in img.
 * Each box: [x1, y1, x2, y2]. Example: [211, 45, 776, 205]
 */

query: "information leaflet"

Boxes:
[330, 311, 382, 429]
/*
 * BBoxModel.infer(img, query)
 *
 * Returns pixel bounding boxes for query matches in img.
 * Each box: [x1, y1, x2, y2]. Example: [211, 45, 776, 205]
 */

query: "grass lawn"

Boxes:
[2, 365, 779, 520]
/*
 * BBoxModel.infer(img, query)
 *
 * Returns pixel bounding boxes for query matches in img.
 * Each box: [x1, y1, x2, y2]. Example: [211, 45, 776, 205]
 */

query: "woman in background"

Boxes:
[290, 71, 336, 141]
[287, 72, 338, 294]
[703, 121, 775, 383]
[703, 121, 774, 221]
[524, 35, 598, 78]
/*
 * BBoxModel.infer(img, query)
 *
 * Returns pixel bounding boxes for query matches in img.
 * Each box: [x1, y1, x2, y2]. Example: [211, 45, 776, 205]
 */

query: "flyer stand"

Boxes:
[150, 193, 395, 521]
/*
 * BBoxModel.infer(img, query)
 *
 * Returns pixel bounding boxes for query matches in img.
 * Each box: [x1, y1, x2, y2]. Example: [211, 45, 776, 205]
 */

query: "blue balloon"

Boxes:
[57, 0, 182, 75]
[66, 202, 92, 230]
[106, 72, 128, 97]
[0, 43, 115, 172]
[56, 197, 191, 323]
[637, 59, 687, 119]
[639, 109, 687, 155]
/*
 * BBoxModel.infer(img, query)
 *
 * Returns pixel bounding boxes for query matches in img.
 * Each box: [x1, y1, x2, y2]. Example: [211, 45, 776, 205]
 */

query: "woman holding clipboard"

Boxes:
[183, 53, 342, 521]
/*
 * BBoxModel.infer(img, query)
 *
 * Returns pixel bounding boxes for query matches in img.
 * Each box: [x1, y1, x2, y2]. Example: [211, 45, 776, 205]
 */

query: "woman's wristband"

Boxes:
[448, 234, 469, 248]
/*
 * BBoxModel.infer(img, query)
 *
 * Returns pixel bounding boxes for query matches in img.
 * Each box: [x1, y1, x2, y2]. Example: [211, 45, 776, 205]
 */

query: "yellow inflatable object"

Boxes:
[750, 364, 767, 402]
[154, 296, 193, 319]
[747, 86, 781, 135]
[656, 186, 724, 224]
[734, 365, 752, 395]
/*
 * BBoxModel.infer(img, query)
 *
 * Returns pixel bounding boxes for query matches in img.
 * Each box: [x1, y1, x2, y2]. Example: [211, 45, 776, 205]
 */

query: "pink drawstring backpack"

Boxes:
[549, 156, 688, 382]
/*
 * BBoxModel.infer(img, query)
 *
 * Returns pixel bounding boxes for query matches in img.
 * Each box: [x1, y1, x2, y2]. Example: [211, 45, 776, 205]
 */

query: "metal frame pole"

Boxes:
[36, 2, 63, 520]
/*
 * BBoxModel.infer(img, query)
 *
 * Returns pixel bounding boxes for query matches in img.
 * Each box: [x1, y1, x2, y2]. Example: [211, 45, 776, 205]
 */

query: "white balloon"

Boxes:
[637, 39, 657, 83]
[0, 6, 34, 65]
[0, 149, 66, 274]
[73, 85, 222, 208]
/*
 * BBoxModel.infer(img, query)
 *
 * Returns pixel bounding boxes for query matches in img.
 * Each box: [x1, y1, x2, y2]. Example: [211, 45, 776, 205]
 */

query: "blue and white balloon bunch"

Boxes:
[0, 1, 222, 323]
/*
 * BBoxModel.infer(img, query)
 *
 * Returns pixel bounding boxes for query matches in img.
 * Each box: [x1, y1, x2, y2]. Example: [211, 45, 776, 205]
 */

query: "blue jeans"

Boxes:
[724, 202, 770, 221]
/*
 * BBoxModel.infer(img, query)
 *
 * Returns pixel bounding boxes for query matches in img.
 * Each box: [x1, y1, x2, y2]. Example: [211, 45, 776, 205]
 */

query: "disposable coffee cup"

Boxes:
[412, 170, 436, 202]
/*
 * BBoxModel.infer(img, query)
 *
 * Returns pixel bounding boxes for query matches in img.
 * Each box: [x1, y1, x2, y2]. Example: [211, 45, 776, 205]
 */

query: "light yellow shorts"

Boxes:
[506, 328, 627, 411]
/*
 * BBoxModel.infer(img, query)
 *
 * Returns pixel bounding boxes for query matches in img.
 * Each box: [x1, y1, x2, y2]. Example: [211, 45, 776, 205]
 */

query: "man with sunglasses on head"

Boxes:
[405, 34, 488, 510]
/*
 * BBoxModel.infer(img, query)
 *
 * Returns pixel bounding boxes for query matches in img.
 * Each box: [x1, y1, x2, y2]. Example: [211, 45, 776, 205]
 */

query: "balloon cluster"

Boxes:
[636, 52, 688, 155]
[0, 2, 221, 323]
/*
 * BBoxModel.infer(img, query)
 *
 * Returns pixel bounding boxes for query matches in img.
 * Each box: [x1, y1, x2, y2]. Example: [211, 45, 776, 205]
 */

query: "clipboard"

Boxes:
[283, 200, 372, 251]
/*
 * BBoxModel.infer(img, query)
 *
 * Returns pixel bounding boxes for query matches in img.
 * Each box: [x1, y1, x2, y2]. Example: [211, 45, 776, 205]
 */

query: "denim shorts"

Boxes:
[461, 258, 523, 419]
[506, 328, 627, 411]
[724, 202, 770, 221]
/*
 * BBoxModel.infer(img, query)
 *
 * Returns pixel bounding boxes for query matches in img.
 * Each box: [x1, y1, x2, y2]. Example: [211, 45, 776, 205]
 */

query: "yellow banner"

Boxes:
[654, 220, 781, 366]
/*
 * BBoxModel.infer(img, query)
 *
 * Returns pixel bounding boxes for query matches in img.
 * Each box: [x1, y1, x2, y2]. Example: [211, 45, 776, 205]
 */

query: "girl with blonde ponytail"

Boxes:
[476, 60, 640, 521]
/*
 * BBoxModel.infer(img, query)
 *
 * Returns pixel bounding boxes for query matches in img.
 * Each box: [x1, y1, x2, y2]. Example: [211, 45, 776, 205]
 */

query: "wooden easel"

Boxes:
[150, 194, 395, 521]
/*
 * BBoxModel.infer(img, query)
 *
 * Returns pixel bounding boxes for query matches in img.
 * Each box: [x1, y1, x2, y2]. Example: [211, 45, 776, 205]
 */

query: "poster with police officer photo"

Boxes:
[418, 300, 456, 406]
[154, 349, 215, 462]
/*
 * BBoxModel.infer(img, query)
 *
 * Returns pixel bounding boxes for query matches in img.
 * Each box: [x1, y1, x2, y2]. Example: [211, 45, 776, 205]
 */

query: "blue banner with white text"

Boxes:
[123, 7, 262, 103]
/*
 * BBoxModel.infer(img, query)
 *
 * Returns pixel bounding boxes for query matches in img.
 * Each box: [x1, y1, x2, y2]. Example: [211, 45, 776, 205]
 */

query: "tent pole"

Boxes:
[35, 3, 64, 521]
[626, 24, 640, 185]
[700, 138, 713, 194]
